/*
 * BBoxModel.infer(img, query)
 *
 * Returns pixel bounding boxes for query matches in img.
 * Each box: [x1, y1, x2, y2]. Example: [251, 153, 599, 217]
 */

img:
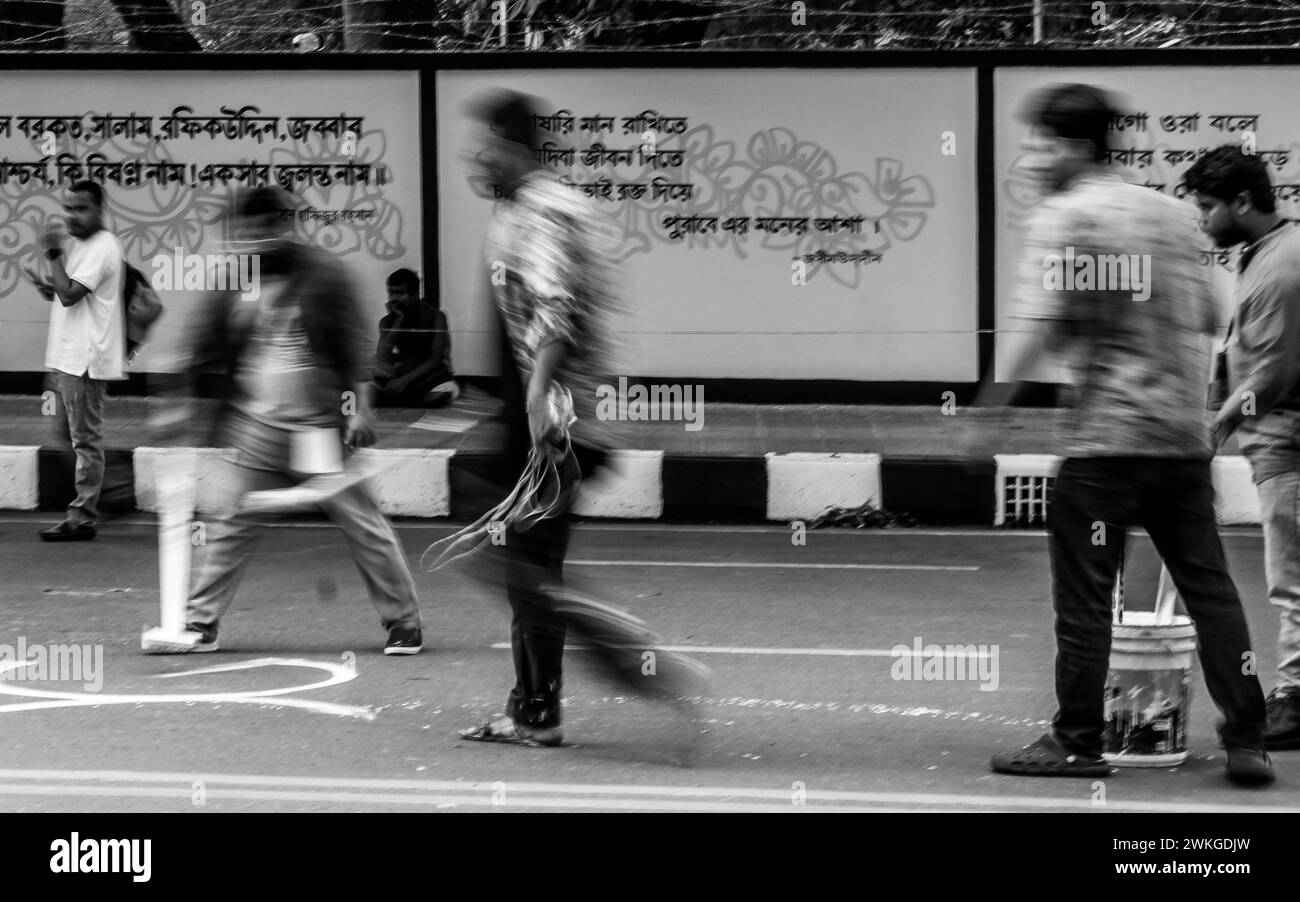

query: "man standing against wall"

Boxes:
[985, 84, 1272, 785]
[37, 180, 128, 542]
[1186, 145, 1300, 751]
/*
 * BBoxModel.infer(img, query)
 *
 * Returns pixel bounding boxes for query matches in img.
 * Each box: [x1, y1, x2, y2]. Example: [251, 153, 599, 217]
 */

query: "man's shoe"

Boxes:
[39, 520, 96, 542]
[384, 627, 423, 655]
[1264, 687, 1300, 750]
[460, 716, 563, 747]
[143, 630, 218, 654]
[192, 634, 219, 653]
[1224, 747, 1276, 786]
[990, 733, 1112, 777]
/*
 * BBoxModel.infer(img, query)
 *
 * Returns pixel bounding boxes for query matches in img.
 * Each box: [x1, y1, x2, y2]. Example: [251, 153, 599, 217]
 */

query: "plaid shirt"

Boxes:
[1013, 171, 1218, 459]
[485, 171, 622, 450]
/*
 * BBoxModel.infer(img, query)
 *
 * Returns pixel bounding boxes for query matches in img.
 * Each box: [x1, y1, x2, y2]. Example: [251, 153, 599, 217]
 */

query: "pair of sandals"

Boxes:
[990, 733, 1112, 777]
[460, 716, 564, 748]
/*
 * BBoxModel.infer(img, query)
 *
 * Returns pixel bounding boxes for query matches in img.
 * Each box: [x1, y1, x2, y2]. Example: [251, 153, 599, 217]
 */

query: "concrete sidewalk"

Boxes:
[0, 390, 1070, 455]
[0, 391, 1258, 525]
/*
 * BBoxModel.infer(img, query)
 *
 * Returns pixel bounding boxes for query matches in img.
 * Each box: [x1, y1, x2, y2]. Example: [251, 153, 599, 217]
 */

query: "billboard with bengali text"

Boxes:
[7, 63, 1270, 388]
[437, 69, 979, 381]
[993, 68, 1272, 381]
[0, 70, 421, 373]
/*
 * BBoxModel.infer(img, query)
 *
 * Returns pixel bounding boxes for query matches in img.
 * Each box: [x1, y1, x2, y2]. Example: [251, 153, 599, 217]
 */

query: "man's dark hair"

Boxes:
[230, 185, 293, 221]
[1021, 83, 1115, 163]
[69, 180, 103, 209]
[467, 88, 539, 151]
[1183, 144, 1277, 214]
[387, 268, 420, 294]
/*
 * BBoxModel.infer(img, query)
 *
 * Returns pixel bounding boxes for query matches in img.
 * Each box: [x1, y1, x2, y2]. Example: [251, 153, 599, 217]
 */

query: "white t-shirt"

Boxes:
[45, 229, 126, 381]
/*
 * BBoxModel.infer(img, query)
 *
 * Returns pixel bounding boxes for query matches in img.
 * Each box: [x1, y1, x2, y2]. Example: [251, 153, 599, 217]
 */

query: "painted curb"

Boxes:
[765, 452, 882, 520]
[0, 446, 39, 510]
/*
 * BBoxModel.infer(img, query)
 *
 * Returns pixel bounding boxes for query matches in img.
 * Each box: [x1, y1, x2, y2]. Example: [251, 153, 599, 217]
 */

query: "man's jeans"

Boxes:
[47, 370, 122, 526]
[493, 444, 690, 729]
[186, 452, 421, 637]
[1257, 471, 1300, 691]
[1048, 457, 1266, 755]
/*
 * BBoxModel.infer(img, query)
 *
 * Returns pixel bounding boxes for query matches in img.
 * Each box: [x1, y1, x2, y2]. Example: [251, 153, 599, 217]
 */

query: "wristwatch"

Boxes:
[44, 247, 62, 261]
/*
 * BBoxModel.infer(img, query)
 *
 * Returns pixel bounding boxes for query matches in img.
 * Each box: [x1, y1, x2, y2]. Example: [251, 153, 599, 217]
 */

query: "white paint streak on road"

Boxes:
[0, 769, 1293, 814]
[489, 642, 994, 658]
[567, 560, 979, 571]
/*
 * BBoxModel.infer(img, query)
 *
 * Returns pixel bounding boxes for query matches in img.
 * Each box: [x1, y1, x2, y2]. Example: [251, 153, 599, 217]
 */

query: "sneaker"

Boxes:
[186, 625, 219, 653]
[384, 626, 423, 655]
[1224, 747, 1275, 786]
[143, 629, 218, 654]
[1265, 687, 1300, 750]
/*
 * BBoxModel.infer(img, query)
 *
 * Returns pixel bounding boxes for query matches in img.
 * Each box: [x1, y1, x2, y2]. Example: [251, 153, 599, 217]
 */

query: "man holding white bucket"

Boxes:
[1186, 145, 1300, 752]
[985, 84, 1273, 785]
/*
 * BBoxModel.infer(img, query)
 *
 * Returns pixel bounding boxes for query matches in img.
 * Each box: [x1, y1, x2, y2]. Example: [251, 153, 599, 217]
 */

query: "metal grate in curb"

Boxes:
[994, 454, 1061, 528]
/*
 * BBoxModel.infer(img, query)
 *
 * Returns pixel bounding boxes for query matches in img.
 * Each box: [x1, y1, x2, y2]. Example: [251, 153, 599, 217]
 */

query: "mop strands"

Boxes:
[421, 384, 578, 573]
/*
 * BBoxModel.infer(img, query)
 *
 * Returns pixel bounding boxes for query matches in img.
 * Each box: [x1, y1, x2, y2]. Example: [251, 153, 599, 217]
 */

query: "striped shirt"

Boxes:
[485, 171, 624, 450]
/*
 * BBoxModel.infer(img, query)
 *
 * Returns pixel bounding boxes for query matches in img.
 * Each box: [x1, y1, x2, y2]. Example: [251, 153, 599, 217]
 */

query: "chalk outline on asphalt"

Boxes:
[0, 657, 374, 720]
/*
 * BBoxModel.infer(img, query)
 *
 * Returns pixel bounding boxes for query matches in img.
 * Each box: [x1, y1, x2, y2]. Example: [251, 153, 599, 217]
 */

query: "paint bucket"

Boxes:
[1102, 612, 1198, 767]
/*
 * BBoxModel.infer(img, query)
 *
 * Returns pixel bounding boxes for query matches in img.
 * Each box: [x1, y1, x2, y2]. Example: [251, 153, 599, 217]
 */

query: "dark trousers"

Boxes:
[1048, 457, 1266, 755]
[497, 444, 689, 728]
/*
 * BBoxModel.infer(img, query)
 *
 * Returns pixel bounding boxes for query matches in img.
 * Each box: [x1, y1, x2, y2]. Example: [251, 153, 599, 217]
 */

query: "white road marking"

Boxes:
[489, 642, 993, 658]
[0, 768, 1293, 813]
[567, 560, 979, 571]
[41, 588, 137, 597]
[0, 657, 372, 720]
[0, 516, 1267, 540]
[576, 524, 1052, 537]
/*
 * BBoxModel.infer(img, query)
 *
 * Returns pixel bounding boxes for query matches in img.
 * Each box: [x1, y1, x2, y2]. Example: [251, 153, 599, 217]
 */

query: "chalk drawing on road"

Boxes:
[0, 657, 374, 721]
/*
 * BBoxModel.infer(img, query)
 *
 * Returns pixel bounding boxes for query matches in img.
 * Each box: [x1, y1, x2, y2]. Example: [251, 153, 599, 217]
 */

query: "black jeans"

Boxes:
[1049, 457, 1266, 755]
[498, 444, 688, 728]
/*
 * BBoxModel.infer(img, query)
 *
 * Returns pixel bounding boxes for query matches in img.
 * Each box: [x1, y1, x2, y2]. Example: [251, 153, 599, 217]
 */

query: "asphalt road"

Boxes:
[0, 513, 1294, 814]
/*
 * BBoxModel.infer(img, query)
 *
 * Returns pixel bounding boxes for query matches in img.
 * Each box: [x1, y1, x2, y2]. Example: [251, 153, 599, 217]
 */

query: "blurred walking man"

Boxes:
[155, 187, 424, 655]
[453, 90, 708, 753]
[1186, 145, 1300, 751]
[986, 84, 1272, 784]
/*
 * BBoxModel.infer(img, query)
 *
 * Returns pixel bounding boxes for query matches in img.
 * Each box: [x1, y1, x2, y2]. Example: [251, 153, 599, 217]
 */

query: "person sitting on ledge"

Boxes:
[370, 268, 459, 408]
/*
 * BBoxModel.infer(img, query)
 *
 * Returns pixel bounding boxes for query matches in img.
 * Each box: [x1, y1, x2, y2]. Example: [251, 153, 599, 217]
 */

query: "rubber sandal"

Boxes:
[460, 716, 563, 747]
[990, 733, 1112, 777]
